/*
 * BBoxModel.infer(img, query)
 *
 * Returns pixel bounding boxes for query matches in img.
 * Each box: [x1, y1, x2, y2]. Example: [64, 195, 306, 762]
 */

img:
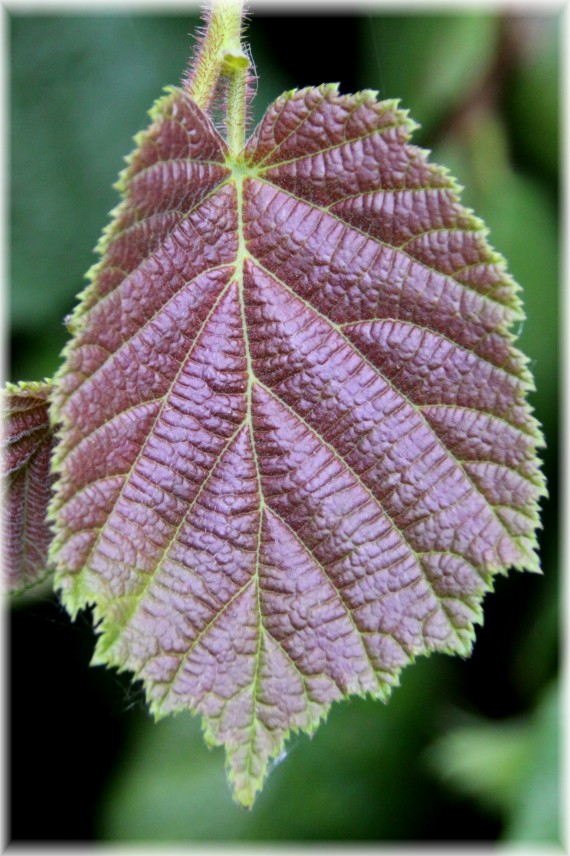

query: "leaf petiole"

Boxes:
[185, 0, 250, 157]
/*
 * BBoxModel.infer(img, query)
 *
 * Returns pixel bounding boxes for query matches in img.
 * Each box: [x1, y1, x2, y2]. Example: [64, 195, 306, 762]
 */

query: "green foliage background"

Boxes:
[9, 7, 560, 844]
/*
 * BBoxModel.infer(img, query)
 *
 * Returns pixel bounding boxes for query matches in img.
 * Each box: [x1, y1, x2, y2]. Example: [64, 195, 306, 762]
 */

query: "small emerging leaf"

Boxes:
[49, 25, 544, 807]
[2, 381, 55, 593]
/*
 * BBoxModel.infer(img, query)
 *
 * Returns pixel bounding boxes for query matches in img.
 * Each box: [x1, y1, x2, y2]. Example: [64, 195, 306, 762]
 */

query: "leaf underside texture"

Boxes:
[3, 381, 54, 593]
[49, 84, 544, 806]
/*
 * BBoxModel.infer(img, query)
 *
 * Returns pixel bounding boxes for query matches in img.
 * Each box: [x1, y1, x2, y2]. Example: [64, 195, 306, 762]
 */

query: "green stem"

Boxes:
[186, 0, 249, 156]
[225, 53, 249, 158]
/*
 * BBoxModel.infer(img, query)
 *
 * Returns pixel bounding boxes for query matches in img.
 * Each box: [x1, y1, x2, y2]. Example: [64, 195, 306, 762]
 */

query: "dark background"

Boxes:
[8, 6, 560, 844]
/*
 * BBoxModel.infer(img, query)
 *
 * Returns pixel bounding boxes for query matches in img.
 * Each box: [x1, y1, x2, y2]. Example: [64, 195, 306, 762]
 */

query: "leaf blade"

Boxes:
[50, 83, 544, 806]
[3, 381, 55, 594]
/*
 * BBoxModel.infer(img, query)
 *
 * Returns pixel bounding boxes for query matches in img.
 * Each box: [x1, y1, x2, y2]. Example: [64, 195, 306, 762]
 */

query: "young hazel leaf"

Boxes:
[48, 11, 544, 807]
[3, 381, 55, 593]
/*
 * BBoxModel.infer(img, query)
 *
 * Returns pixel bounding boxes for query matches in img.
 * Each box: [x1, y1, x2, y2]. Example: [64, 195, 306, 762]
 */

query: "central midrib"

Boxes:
[234, 171, 266, 768]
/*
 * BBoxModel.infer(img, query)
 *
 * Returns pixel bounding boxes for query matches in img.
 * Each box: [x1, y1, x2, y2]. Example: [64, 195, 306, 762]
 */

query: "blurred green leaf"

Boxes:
[504, 681, 560, 842]
[359, 14, 498, 138]
[426, 681, 560, 843]
[426, 716, 530, 814]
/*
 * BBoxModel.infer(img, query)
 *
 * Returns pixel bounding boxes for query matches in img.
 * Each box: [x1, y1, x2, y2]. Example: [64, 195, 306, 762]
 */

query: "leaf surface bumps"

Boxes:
[3, 381, 54, 593]
[50, 83, 544, 806]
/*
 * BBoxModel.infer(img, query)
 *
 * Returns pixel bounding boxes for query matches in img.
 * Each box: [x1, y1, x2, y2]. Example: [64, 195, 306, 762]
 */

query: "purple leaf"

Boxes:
[49, 59, 544, 805]
[3, 381, 54, 593]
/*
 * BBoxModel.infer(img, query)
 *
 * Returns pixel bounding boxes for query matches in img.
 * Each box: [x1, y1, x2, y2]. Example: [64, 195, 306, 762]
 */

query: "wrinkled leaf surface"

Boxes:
[50, 84, 544, 805]
[3, 381, 54, 593]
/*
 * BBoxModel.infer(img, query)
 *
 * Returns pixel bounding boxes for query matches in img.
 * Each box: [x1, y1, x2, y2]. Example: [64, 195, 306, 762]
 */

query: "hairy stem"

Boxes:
[185, 0, 250, 155]
[225, 48, 249, 157]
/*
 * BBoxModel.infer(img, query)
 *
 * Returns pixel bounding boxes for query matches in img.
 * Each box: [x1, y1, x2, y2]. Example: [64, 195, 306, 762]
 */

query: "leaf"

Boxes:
[362, 13, 499, 139]
[3, 381, 55, 593]
[426, 715, 531, 814]
[49, 20, 544, 807]
[426, 680, 560, 842]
